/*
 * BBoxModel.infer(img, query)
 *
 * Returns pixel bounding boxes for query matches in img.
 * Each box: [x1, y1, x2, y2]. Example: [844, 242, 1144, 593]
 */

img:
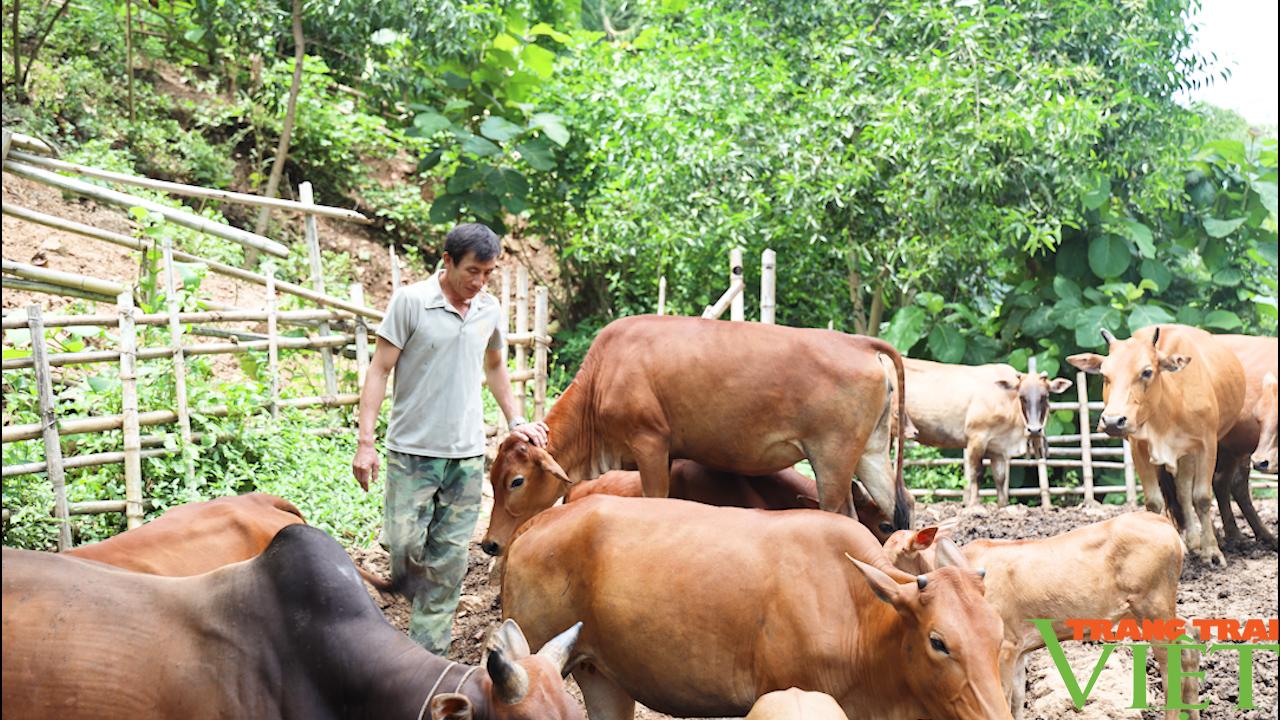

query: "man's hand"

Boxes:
[352, 444, 380, 492]
[511, 420, 549, 448]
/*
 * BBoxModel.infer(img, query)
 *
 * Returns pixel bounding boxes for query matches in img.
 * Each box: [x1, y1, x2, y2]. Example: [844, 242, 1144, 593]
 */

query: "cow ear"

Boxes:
[1048, 377, 1073, 394]
[795, 493, 821, 510]
[910, 526, 940, 551]
[538, 452, 574, 485]
[1066, 353, 1104, 375]
[1159, 354, 1191, 373]
[995, 379, 1016, 391]
[846, 554, 907, 607]
[489, 618, 532, 659]
[934, 538, 970, 570]
[429, 694, 474, 720]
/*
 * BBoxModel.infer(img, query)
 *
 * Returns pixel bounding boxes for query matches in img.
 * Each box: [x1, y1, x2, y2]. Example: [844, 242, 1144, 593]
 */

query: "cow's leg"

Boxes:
[807, 443, 858, 518]
[1148, 617, 1201, 720]
[1131, 447, 1165, 515]
[992, 454, 1011, 507]
[629, 434, 672, 499]
[1186, 449, 1225, 566]
[1230, 465, 1278, 549]
[1212, 456, 1243, 546]
[574, 666, 636, 720]
[996, 639, 1020, 712]
[1010, 651, 1029, 720]
[963, 441, 987, 507]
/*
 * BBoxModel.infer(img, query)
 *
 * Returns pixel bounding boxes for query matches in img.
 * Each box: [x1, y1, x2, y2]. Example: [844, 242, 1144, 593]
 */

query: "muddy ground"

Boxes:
[351, 494, 1279, 720]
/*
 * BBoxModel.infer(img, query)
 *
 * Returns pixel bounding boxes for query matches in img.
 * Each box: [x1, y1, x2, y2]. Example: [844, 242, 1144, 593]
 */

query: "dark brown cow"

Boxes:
[902, 358, 1073, 506]
[3, 525, 584, 720]
[482, 315, 910, 556]
[502, 496, 1010, 720]
[566, 460, 898, 542]
[1211, 335, 1278, 548]
[1067, 325, 1245, 565]
[64, 493, 394, 590]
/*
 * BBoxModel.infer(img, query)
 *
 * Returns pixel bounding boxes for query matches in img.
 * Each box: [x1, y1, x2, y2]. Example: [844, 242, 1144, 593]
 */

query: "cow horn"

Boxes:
[916, 575, 928, 590]
[536, 621, 584, 678]
[486, 647, 529, 705]
[1100, 328, 1117, 346]
[1152, 326, 1161, 346]
[978, 568, 987, 579]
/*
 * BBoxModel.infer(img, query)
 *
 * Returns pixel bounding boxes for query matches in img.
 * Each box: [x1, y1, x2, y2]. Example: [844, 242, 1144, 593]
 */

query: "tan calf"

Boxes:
[883, 512, 1198, 720]
[745, 688, 849, 719]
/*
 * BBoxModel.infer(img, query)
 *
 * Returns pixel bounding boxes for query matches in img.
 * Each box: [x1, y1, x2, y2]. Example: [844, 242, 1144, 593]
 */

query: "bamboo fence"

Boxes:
[1, 144, 552, 545]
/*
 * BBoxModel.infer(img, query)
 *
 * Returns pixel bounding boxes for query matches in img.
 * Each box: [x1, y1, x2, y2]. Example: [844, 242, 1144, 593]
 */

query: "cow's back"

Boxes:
[64, 493, 305, 575]
[902, 358, 1021, 449]
[1214, 334, 1278, 453]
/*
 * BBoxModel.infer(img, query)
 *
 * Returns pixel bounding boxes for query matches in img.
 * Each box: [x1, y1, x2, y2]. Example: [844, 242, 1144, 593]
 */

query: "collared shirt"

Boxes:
[376, 272, 504, 458]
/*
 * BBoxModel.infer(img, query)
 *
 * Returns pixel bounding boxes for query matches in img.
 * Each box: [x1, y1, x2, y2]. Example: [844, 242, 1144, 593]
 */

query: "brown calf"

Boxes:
[1211, 335, 1278, 548]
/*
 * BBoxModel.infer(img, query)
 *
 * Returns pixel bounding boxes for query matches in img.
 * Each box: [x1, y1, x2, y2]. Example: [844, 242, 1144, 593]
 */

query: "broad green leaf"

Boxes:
[461, 135, 501, 157]
[1082, 174, 1111, 210]
[412, 112, 450, 136]
[447, 165, 486, 193]
[927, 324, 966, 363]
[916, 291, 945, 314]
[1257, 240, 1278, 266]
[530, 113, 570, 146]
[184, 27, 206, 43]
[1176, 306, 1204, 327]
[429, 194, 466, 224]
[464, 192, 501, 220]
[522, 44, 556, 79]
[491, 33, 520, 53]
[881, 306, 927, 353]
[530, 22, 572, 43]
[86, 375, 116, 392]
[1118, 219, 1155, 258]
[1202, 216, 1246, 238]
[1087, 235, 1130, 279]
[417, 149, 443, 172]
[1074, 306, 1122, 348]
[443, 72, 470, 89]
[1022, 306, 1056, 336]
[479, 116, 524, 142]
[1200, 139, 1245, 165]
[1212, 268, 1243, 287]
[1203, 309, 1242, 330]
[1139, 259, 1172, 292]
[1251, 180, 1278, 216]
[1127, 305, 1175, 332]
[484, 168, 530, 199]
[1053, 276, 1081, 301]
[2, 348, 31, 360]
[501, 195, 528, 214]
[515, 138, 555, 171]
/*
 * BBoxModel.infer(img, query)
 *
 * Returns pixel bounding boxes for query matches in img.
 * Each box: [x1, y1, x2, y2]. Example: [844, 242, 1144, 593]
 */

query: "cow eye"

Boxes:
[878, 522, 894, 535]
[1140, 367, 1154, 380]
[929, 634, 949, 655]
[510, 475, 525, 489]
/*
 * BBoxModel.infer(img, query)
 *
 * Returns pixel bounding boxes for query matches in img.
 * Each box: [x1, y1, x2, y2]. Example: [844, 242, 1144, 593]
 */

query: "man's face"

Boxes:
[443, 251, 498, 300]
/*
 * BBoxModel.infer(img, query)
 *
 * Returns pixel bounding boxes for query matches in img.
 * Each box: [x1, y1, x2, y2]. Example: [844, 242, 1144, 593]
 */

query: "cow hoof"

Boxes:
[1203, 549, 1227, 567]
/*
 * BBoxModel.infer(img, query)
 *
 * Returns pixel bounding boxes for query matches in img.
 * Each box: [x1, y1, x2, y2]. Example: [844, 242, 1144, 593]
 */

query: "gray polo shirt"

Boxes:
[377, 272, 504, 458]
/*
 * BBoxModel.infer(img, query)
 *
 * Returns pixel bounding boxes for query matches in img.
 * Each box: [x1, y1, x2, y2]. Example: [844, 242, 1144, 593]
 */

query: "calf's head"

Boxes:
[1252, 372, 1278, 473]
[1010, 371, 1072, 455]
[1066, 326, 1190, 438]
[482, 436, 573, 557]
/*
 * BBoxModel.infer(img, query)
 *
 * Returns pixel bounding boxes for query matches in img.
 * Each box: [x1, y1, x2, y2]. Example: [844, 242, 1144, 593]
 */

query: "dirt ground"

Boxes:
[349, 493, 1279, 720]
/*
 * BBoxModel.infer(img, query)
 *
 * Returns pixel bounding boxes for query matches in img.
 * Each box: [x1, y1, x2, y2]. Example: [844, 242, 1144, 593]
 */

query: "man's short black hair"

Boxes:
[444, 223, 501, 264]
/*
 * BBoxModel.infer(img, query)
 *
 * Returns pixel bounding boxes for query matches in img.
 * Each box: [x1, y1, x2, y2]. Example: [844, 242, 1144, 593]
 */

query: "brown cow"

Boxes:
[566, 460, 898, 542]
[1255, 372, 1278, 473]
[1211, 335, 1278, 548]
[482, 315, 910, 556]
[902, 358, 1073, 507]
[502, 496, 1011, 720]
[1067, 325, 1245, 565]
[883, 513, 1198, 720]
[3, 525, 584, 720]
[64, 493, 393, 590]
[745, 688, 850, 719]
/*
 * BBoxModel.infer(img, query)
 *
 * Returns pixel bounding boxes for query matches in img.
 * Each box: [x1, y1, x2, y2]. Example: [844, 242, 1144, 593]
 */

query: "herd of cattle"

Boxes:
[3, 316, 1277, 719]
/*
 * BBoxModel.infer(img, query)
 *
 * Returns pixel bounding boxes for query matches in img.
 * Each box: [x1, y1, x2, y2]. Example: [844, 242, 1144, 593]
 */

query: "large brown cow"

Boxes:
[481, 315, 910, 556]
[3, 525, 584, 720]
[902, 358, 1073, 506]
[63, 492, 393, 589]
[566, 460, 898, 542]
[883, 513, 1198, 720]
[1067, 324, 1245, 565]
[1210, 335, 1278, 548]
[502, 496, 1011, 720]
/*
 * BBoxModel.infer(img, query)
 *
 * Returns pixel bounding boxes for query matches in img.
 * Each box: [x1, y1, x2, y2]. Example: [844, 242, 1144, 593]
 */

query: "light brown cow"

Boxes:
[565, 460, 898, 542]
[745, 688, 849, 719]
[64, 493, 393, 590]
[1255, 372, 1278, 473]
[1067, 325, 1245, 565]
[883, 513, 1198, 720]
[1211, 335, 1278, 548]
[481, 315, 910, 557]
[502, 496, 1011, 720]
[902, 358, 1073, 506]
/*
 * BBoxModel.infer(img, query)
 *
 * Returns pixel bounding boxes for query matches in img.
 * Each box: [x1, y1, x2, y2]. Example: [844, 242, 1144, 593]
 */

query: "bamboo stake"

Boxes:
[162, 239, 195, 490]
[2, 204, 381, 319]
[515, 266, 529, 414]
[5, 132, 55, 156]
[351, 283, 369, 390]
[117, 292, 144, 529]
[1123, 440, 1137, 505]
[265, 264, 280, 418]
[126, 0, 134, 123]
[1076, 370, 1096, 504]
[500, 266, 512, 431]
[657, 275, 666, 316]
[729, 248, 744, 322]
[6, 150, 369, 222]
[2, 129, 11, 162]
[2, 258, 126, 296]
[701, 279, 745, 320]
[301, 182, 337, 399]
[2, 278, 115, 304]
[1, 333, 357, 370]
[760, 249, 775, 324]
[1029, 357, 1051, 508]
[1, 309, 350, 330]
[534, 286, 548, 420]
[389, 244, 402, 290]
[28, 305, 73, 550]
[2, 161, 290, 258]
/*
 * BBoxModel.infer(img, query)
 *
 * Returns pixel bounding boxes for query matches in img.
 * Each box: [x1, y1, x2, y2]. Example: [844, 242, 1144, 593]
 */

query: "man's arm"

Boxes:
[484, 347, 548, 447]
[352, 339, 401, 491]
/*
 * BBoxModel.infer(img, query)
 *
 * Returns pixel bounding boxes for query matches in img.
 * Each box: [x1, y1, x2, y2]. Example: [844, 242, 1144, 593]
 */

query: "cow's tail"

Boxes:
[357, 565, 400, 595]
[864, 337, 910, 531]
[1157, 466, 1185, 531]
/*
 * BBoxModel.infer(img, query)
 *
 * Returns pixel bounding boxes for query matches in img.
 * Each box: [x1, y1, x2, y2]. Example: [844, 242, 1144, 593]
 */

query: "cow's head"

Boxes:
[428, 619, 585, 720]
[846, 552, 1008, 720]
[481, 435, 573, 557]
[1066, 326, 1191, 438]
[1008, 371, 1073, 456]
[1252, 372, 1278, 474]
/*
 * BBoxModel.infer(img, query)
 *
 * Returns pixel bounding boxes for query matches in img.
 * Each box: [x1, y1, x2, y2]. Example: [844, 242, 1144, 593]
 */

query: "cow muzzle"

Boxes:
[1098, 414, 1131, 438]
[480, 540, 503, 557]
[1253, 456, 1275, 473]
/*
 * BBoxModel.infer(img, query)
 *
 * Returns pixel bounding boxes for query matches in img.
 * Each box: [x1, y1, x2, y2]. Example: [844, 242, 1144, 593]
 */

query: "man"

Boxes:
[352, 223, 548, 654]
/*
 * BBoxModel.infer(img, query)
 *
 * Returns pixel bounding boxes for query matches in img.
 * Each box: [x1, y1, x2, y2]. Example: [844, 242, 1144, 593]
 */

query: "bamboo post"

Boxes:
[760, 249, 776, 324]
[500, 266, 512, 430]
[117, 292, 144, 529]
[301, 182, 337, 399]
[265, 263, 280, 417]
[1123, 440, 1137, 505]
[126, 0, 134, 124]
[3, 258, 127, 296]
[729, 248, 745, 322]
[1076, 370, 1096, 504]
[28, 304, 72, 550]
[1028, 357, 1051, 508]
[657, 276, 667, 316]
[389, 244, 402, 291]
[2, 129, 11, 161]
[534, 286, 549, 420]
[162, 240, 196, 490]
[351, 283, 369, 389]
[515, 266, 529, 416]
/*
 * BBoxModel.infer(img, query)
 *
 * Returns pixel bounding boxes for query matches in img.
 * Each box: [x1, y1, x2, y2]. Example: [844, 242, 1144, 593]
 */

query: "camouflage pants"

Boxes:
[384, 451, 484, 655]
